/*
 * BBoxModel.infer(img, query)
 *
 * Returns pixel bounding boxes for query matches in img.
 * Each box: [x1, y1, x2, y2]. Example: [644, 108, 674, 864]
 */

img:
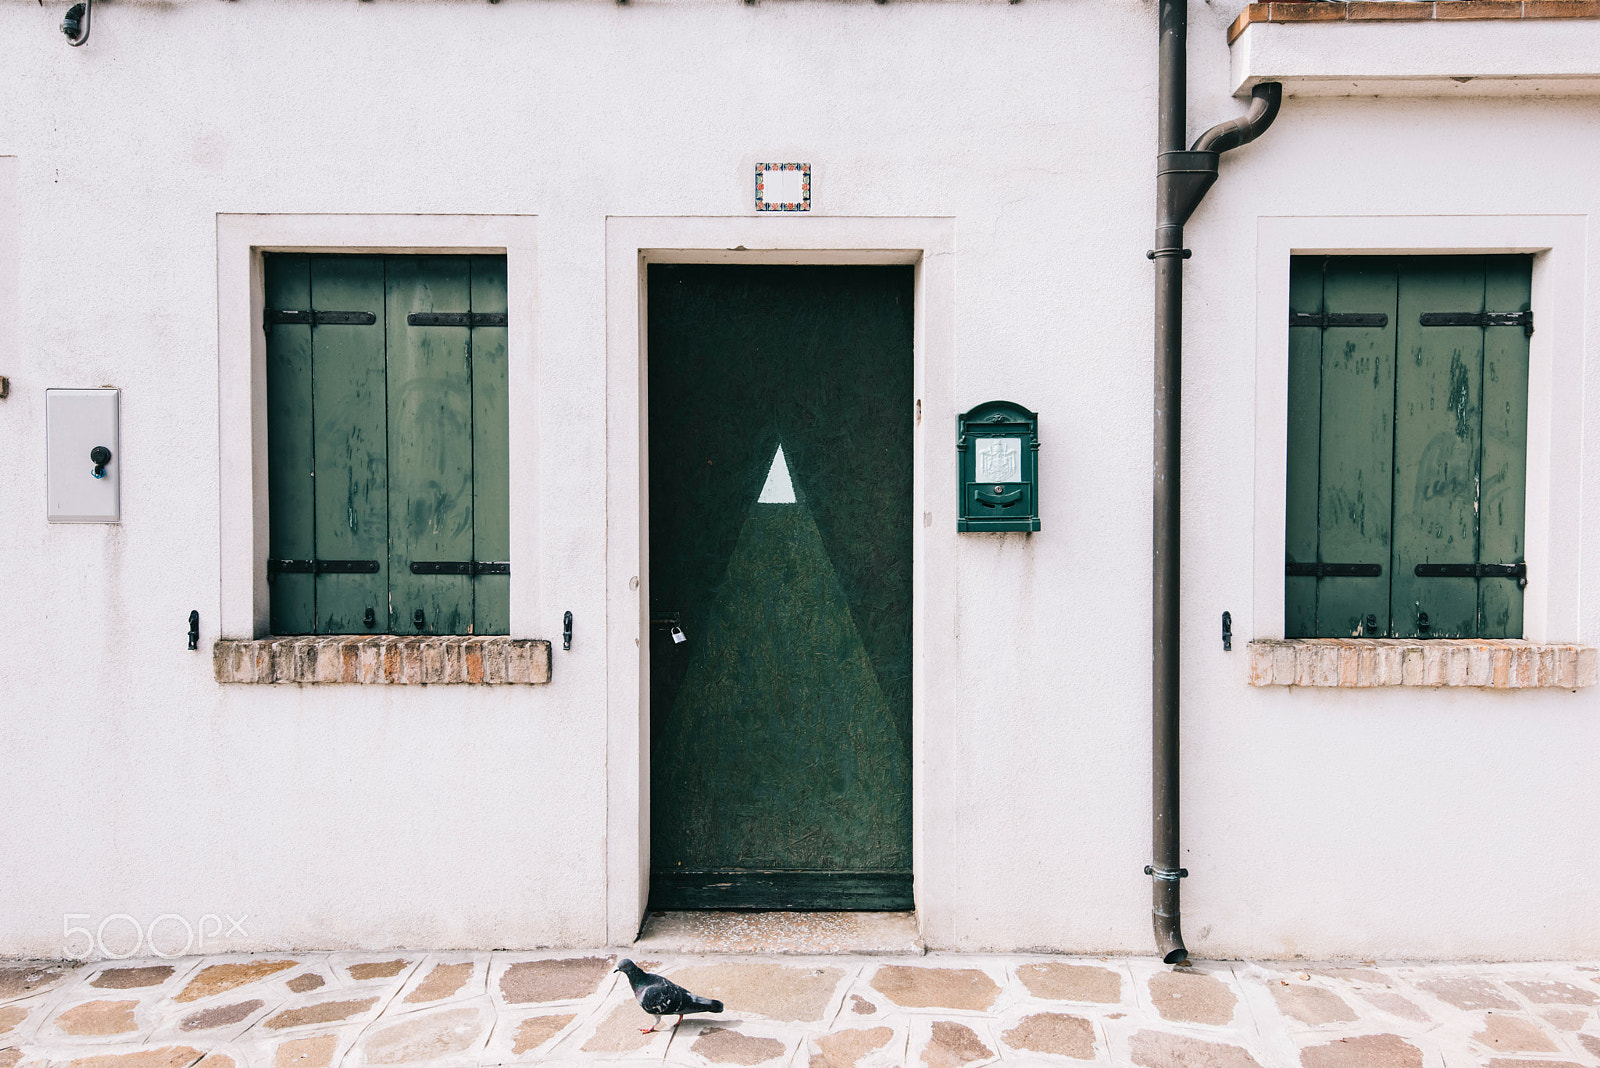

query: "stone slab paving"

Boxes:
[2, 953, 1598, 1068]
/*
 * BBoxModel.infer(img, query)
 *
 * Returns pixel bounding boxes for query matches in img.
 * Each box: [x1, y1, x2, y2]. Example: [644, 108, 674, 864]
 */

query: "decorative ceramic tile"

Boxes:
[755, 163, 810, 211]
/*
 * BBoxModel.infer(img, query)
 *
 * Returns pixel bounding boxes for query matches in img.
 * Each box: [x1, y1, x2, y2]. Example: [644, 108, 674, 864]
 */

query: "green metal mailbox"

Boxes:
[957, 401, 1040, 532]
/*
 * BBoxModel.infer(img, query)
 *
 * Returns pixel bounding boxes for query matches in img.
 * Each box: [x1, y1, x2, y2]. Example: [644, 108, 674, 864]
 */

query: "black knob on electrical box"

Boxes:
[89, 445, 112, 479]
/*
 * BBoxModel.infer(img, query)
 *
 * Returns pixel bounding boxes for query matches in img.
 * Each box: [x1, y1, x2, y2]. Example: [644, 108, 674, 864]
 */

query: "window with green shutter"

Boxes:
[264, 253, 509, 636]
[1285, 255, 1530, 639]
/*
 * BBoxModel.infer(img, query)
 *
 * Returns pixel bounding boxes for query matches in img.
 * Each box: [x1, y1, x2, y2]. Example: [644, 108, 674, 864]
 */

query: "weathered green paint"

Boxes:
[1393, 259, 1483, 637]
[309, 255, 388, 634]
[386, 256, 476, 635]
[647, 265, 913, 910]
[1285, 255, 1529, 639]
[1317, 258, 1397, 637]
[265, 253, 508, 635]
[1479, 257, 1531, 640]
[1284, 259, 1322, 637]
[264, 254, 316, 635]
[470, 255, 511, 636]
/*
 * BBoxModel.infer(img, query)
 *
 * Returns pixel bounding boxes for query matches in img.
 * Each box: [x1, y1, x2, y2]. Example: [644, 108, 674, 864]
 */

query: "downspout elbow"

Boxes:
[1191, 82, 1282, 154]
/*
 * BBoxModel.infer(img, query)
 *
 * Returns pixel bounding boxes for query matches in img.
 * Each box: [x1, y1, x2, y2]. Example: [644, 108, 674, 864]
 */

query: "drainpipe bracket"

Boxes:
[1147, 248, 1193, 260]
[1145, 865, 1189, 881]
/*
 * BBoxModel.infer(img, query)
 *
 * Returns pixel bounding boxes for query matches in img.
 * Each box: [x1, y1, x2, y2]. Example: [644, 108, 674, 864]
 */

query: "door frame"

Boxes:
[604, 216, 956, 944]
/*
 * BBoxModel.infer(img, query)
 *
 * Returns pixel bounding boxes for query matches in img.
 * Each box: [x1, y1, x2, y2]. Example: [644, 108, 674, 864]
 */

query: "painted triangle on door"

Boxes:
[758, 444, 797, 504]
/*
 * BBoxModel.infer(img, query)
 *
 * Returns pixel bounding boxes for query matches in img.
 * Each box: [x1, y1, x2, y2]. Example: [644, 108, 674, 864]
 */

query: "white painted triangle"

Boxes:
[757, 444, 797, 504]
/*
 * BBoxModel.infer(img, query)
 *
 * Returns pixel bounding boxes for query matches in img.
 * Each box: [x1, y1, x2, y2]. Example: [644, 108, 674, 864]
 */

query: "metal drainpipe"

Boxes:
[1149, 0, 1282, 965]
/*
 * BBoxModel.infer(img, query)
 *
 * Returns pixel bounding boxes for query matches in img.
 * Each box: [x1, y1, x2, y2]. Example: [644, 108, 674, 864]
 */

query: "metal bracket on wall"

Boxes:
[62, 0, 91, 45]
[563, 611, 573, 651]
[1221, 611, 1232, 652]
[188, 610, 199, 651]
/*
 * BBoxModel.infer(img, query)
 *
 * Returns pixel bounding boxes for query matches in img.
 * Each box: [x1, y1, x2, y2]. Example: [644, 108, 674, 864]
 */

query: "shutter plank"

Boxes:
[1392, 257, 1483, 638]
[1315, 258, 1396, 637]
[1284, 257, 1323, 637]
[387, 256, 475, 635]
[471, 255, 510, 635]
[310, 255, 388, 634]
[1478, 254, 1531, 638]
[264, 253, 316, 635]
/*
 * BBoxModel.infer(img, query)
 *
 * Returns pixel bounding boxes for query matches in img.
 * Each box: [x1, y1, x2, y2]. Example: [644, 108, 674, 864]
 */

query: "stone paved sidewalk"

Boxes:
[2, 951, 1599, 1068]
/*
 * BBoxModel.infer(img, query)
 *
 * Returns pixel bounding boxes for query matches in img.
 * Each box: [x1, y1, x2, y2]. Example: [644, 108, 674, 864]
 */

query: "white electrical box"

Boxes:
[47, 388, 121, 523]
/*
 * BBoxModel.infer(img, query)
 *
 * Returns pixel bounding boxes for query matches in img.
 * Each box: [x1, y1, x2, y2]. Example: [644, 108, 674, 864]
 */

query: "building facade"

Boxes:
[2, 0, 1598, 961]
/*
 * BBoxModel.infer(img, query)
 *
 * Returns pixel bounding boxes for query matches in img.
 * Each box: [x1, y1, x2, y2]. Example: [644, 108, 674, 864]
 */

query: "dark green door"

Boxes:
[647, 265, 914, 911]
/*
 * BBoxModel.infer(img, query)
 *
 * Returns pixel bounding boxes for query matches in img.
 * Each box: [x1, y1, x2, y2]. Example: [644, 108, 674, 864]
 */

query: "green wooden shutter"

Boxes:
[265, 254, 316, 635]
[1479, 257, 1531, 639]
[1284, 259, 1321, 637]
[265, 253, 509, 637]
[470, 255, 511, 636]
[1392, 258, 1484, 638]
[1316, 259, 1398, 637]
[310, 256, 389, 634]
[1284, 258, 1397, 637]
[1285, 255, 1529, 639]
[386, 256, 476, 635]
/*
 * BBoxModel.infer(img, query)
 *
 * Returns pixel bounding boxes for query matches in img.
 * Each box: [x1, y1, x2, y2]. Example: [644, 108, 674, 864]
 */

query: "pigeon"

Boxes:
[613, 959, 725, 1033]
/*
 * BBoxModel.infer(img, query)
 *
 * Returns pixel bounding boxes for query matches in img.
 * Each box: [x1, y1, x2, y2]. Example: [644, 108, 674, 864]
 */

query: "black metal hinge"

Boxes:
[267, 558, 380, 578]
[264, 309, 377, 333]
[1414, 562, 1527, 588]
[1420, 310, 1534, 336]
[1286, 561, 1383, 578]
[409, 561, 510, 576]
[1289, 312, 1389, 328]
[407, 312, 509, 327]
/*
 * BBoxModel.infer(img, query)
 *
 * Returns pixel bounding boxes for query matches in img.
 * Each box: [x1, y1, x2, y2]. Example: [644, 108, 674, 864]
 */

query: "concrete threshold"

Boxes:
[632, 910, 925, 955]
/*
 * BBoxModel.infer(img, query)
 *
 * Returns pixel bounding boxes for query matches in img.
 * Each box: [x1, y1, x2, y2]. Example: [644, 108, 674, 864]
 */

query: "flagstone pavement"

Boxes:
[2, 951, 1599, 1068]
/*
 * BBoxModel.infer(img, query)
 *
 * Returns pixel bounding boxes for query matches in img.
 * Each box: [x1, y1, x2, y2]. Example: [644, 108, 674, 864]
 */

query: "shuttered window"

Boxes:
[264, 253, 509, 636]
[1285, 255, 1530, 639]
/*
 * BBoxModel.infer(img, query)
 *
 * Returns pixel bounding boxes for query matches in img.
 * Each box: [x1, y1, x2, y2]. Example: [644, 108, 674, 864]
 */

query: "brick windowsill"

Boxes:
[1230, 0, 1600, 44]
[214, 636, 552, 685]
[1248, 638, 1597, 688]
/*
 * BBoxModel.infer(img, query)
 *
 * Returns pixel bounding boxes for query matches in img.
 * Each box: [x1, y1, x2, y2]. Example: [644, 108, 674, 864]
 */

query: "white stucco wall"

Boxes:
[0, 0, 1595, 961]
